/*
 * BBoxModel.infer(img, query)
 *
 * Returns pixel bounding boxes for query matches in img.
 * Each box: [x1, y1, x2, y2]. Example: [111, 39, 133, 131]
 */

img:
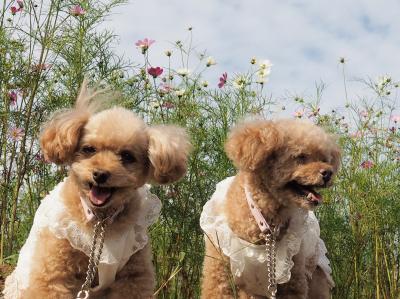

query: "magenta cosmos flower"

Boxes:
[9, 127, 24, 142]
[360, 160, 374, 169]
[10, 6, 21, 15]
[218, 72, 227, 88]
[147, 67, 163, 78]
[9, 91, 18, 105]
[135, 38, 155, 54]
[70, 5, 86, 16]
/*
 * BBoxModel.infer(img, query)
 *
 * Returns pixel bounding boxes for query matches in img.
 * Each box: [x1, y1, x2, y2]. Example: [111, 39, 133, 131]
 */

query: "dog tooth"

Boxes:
[307, 193, 313, 199]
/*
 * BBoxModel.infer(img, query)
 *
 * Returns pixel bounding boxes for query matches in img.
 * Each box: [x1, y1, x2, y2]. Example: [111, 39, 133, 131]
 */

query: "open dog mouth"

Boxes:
[287, 181, 323, 206]
[88, 182, 115, 207]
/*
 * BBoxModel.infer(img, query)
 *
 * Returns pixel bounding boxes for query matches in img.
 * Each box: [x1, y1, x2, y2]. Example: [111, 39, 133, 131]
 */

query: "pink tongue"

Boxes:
[307, 192, 322, 203]
[89, 186, 111, 205]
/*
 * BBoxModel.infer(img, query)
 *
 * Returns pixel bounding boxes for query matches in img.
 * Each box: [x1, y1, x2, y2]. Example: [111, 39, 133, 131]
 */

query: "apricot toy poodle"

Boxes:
[3, 81, 191, 299]
[200, 119, 341, 299]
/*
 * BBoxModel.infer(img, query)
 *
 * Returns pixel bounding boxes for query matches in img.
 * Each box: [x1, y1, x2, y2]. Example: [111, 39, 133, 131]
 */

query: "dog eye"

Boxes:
[81, 145, 96, 154]
[120, 151, 136, 163]
[297, 154, 308, 163]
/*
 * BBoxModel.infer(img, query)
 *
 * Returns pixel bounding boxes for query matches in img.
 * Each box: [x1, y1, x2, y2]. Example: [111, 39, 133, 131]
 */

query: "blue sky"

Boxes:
[104, 0, 400, 112]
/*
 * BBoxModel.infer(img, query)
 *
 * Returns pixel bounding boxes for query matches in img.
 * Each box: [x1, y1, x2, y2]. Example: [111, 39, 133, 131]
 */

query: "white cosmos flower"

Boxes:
[259, 60, 273, 71]
[206, 56, 216, 67]
[233, 76, 247, 89]
[150, 100, 161, 109]
[177, 68, 191, 77]
[175, 89, 186, 96]
[257, 68, 271, 78]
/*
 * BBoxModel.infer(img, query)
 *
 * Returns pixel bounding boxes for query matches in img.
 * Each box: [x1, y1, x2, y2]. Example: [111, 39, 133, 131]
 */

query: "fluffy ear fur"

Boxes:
[147, 125, 191, 184]
[225, 120, 283, 170]
[39, 79, 103, 164]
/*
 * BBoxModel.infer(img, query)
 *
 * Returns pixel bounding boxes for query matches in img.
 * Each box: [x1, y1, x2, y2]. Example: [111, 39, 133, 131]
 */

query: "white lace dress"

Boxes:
[3, 181, 161, 299]
[200, 177, 334, 296]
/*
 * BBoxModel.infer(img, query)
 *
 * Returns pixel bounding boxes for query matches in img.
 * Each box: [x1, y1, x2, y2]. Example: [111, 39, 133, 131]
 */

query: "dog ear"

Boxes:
[225, 120, 283, 170]
[40, 110, 89, 164]
[147, 125, 191, 184]
[39, 80, 98, 164]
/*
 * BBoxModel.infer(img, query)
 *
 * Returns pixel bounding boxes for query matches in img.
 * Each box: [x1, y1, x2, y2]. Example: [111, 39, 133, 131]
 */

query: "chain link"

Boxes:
[76, 219, 108, 299]
[264, 227, 278, 299]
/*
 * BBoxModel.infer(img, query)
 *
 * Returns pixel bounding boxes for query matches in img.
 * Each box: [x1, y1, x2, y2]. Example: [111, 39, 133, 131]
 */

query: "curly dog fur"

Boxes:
[201, 119, 340, 299]
[3, 81, 191, 299]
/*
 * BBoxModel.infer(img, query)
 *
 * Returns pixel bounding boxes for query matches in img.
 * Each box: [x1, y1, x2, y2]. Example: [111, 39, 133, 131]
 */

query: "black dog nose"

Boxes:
[320, 169, 333, 183]
[93, 170, 110, 184]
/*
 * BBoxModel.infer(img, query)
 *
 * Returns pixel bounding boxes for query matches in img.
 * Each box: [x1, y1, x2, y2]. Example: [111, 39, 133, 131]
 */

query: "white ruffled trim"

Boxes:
[200, 176, 334, 296]
[3, 181, 161, 297]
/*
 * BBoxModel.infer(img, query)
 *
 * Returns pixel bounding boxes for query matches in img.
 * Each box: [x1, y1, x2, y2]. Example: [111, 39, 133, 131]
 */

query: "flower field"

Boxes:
[0, 1, 399, 298]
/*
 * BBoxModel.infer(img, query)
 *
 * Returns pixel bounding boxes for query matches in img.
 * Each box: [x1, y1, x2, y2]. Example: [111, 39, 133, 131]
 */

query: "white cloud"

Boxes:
[103, 0, 400, 111]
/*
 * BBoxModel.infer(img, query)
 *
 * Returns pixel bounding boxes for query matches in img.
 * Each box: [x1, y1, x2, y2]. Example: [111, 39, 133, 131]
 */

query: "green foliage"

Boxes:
[0, 1, 399, 298]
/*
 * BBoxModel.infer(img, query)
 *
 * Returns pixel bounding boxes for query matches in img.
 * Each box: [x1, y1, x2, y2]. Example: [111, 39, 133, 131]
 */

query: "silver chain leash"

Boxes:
[263, 226, 278, 299]
[76, 219, 108, 299]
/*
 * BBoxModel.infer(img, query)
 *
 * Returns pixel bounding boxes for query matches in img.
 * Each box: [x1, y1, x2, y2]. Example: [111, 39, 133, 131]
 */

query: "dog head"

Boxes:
[225, 119, 341, 209]
[40, 81, 191, 212]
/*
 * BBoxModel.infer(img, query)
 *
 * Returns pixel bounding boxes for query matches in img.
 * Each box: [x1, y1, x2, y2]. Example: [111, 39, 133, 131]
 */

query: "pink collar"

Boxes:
[244, 186, 278, 236]
[80, 197, 124, 224]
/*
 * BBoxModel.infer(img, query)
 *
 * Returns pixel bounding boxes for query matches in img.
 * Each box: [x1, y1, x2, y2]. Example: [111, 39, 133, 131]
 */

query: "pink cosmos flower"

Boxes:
[390, 115, 400, 123]
[135, 38, 155, 54]
[360, 160, 374, 169]
[218, 72, 227, 88]
[293, 109, 304, 118]
[9, 91, 17, 105]
[159, 84, 172, 94]
[70, 5, 86, 16]
[32, 63, 50, 72]
[350, 131, 363, 139]
[162, 102, 174, 109]
[8, 127, 24, 142]
[147, 67, 163, 78]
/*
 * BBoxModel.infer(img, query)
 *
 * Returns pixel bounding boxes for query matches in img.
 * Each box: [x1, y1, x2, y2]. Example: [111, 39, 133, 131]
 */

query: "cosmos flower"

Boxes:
[10, 6, 20, 15]
[159, 84, 172, 94]
[177, 68, 191, 77]
[135, 38, 155, 54]
[70, 5, 86, 16]
[162, 101, 174, 109]
[293, 109, 304, 118]
[175, 89, 185, 97]
[31, 63, 50, 72]
[390, 115, 400, 123]
[259, 60, 273, 71]
[8, 127, 24, 141]
[9, 91, 18, 105]
[360, 160, 374, 169]
[206, 56, 216, 67]
[349, 131, 363, 139]
[218, 72, 227, 88]
[232, 76, 247, 89]
[147, 67, 163, 78]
